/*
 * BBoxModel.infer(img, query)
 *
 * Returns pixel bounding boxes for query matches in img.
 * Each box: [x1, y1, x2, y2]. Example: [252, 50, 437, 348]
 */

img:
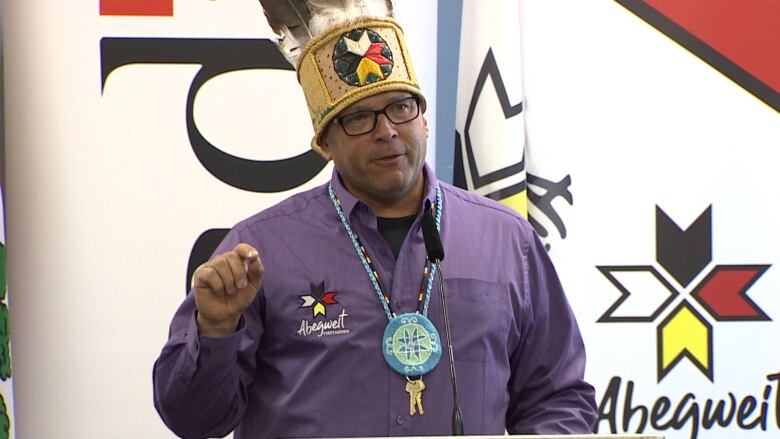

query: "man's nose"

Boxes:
[372, 113, 398, 140]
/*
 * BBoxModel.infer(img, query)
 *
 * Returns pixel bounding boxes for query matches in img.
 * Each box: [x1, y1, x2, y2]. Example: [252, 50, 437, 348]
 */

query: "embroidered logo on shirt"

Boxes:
[297, 282, 350, 337]
[299, 282, 338, 319]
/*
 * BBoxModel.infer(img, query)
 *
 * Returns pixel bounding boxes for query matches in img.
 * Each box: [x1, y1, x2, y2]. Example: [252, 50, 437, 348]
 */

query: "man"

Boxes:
[154, 11, 597, 439]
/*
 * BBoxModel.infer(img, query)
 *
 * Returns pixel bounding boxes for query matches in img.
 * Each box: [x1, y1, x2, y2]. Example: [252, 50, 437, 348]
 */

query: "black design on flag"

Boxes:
[453, 2, 528, 219]
[454, 47, 525, 206]
[527, 174, 574, 250]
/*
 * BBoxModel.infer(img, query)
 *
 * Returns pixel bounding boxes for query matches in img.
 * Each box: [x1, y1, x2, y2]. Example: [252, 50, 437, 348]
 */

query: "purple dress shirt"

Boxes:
[153, 165, 596, 439]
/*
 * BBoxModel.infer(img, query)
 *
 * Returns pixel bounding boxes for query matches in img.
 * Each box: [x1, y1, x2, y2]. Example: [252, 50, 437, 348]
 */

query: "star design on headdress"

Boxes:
[299, 282, 338, 319]
[333, 28, 394, 87]
[345, 30, 372, 56]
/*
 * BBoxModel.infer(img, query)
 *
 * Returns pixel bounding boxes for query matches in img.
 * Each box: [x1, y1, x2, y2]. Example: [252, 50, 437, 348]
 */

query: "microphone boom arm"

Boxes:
[435, 261, 464, 435]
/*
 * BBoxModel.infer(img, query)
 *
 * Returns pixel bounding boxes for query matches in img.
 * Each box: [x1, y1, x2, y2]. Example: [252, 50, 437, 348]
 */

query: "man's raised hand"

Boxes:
[192, 243, 264, 337]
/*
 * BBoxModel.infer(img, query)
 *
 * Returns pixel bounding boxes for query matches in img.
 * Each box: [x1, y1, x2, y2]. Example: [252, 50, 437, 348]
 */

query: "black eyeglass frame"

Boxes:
[333, 96, 421, 136]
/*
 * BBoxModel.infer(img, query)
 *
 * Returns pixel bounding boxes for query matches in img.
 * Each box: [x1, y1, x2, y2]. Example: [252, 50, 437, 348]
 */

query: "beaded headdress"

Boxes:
[258, 0, 426, 156]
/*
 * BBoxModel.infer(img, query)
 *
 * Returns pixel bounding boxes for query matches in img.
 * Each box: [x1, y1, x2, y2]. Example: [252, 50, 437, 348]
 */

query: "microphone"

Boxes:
[422, 200, 464, 435]
[421, 201, 444, 261]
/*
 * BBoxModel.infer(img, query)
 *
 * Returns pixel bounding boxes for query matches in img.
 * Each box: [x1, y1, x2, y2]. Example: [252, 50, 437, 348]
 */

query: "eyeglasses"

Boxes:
[334, 96, 421, 136]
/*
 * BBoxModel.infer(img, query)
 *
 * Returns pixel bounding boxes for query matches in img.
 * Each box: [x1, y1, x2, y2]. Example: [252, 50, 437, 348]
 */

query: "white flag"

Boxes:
[453, 0, 527, 217]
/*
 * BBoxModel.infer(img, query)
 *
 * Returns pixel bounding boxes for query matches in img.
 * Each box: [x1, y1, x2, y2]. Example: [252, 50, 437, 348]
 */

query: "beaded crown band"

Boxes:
[297, 17, 427, 155]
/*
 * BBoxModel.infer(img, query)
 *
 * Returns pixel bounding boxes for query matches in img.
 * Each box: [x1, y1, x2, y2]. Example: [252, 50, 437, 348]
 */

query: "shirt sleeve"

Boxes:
[152, 226, 265, 439]
[505, 228, 597, 434]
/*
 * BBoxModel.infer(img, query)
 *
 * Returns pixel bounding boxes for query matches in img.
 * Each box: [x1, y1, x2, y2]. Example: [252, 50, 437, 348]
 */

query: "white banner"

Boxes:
[4, 1, 437, 437]
[521, 1, 780, 438]
[6, 0, 778, 438]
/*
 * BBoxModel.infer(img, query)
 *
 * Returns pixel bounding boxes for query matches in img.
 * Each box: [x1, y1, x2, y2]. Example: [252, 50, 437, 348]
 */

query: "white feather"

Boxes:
[259, 0, 394, 65]
[308, 0, 393, 38]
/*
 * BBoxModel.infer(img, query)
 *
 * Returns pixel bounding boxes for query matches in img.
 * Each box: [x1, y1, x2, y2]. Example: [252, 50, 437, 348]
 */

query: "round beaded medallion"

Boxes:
[382, 312, 442, 376]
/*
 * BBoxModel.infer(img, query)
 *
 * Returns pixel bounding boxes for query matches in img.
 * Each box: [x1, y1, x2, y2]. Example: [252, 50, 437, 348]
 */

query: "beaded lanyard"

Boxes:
[328, 183, 442, 320]
[328, 182, 444, 417]
[328, 183, 443, 380]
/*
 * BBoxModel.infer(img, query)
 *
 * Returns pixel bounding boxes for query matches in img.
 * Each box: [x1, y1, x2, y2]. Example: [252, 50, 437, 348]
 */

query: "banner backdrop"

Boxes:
[4, 1, 436, 438]
[519, 1, 780, 438]
[4, 0, 780, 438]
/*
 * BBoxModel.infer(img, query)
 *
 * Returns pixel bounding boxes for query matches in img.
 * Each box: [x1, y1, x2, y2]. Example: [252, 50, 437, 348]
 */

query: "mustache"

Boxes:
[370, 142, 410, 161]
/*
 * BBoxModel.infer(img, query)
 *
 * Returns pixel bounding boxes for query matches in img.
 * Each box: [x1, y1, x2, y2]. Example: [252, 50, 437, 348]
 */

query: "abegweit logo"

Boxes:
[594, 205, 779, 439]
[598, 205, 770, 382]
[297, 283, 350, 338]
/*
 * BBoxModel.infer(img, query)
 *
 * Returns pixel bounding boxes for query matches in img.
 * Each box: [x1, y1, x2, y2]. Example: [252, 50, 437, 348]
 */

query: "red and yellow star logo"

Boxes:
[299, 282, 338, 319]
[598, 205, 770, 382]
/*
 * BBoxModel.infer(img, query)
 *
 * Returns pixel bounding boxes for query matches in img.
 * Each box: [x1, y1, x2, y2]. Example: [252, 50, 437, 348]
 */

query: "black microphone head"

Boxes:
[421, 200, 444, 261]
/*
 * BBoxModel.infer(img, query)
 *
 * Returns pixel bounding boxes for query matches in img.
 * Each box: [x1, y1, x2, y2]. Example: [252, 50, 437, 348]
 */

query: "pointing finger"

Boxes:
[247, 256, 265, 290]
[235, 243, 259, 262]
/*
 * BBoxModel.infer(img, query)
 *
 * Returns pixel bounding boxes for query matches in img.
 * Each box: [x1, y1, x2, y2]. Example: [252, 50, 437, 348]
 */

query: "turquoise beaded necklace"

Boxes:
[328, 182, 443, 377]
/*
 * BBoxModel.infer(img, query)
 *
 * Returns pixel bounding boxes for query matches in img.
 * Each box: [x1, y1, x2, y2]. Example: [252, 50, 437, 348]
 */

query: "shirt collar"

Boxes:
[329, 162, 439, 218]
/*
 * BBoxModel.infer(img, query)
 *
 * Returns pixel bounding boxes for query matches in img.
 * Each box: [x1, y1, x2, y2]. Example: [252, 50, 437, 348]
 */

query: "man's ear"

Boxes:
[318, 130, 333, 161]
[423, 115, 429, 139]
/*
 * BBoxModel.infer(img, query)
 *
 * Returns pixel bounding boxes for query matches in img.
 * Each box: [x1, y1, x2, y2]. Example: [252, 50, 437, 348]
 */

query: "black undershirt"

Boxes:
[376, 214, 417, 259]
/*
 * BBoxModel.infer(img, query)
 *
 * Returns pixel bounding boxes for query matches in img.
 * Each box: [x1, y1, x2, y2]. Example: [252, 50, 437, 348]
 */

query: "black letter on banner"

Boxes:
[622, 379, 648, 432]
[185, 229, 230, 295]
[702, 393, 736, 429]
[768, 372, 780, 428]
[100, 38, 327, 192]
[596, 376, 621, 433]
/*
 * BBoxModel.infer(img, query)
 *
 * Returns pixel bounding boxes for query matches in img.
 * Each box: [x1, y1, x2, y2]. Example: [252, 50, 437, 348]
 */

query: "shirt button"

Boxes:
[396, 415, 405, 425]
[380, 249, 388, 257]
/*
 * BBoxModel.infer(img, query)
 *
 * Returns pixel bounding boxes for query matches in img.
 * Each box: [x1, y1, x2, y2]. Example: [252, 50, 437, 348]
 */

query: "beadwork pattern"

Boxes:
[328, 183, 442, 321]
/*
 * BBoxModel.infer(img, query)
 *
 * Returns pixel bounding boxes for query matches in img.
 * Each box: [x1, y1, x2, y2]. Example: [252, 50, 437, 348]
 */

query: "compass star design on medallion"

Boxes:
[393, 324, 433, 365]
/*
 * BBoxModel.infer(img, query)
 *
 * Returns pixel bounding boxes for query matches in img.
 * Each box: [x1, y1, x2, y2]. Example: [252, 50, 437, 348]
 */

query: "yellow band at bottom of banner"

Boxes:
[498, 189, 528, 219]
